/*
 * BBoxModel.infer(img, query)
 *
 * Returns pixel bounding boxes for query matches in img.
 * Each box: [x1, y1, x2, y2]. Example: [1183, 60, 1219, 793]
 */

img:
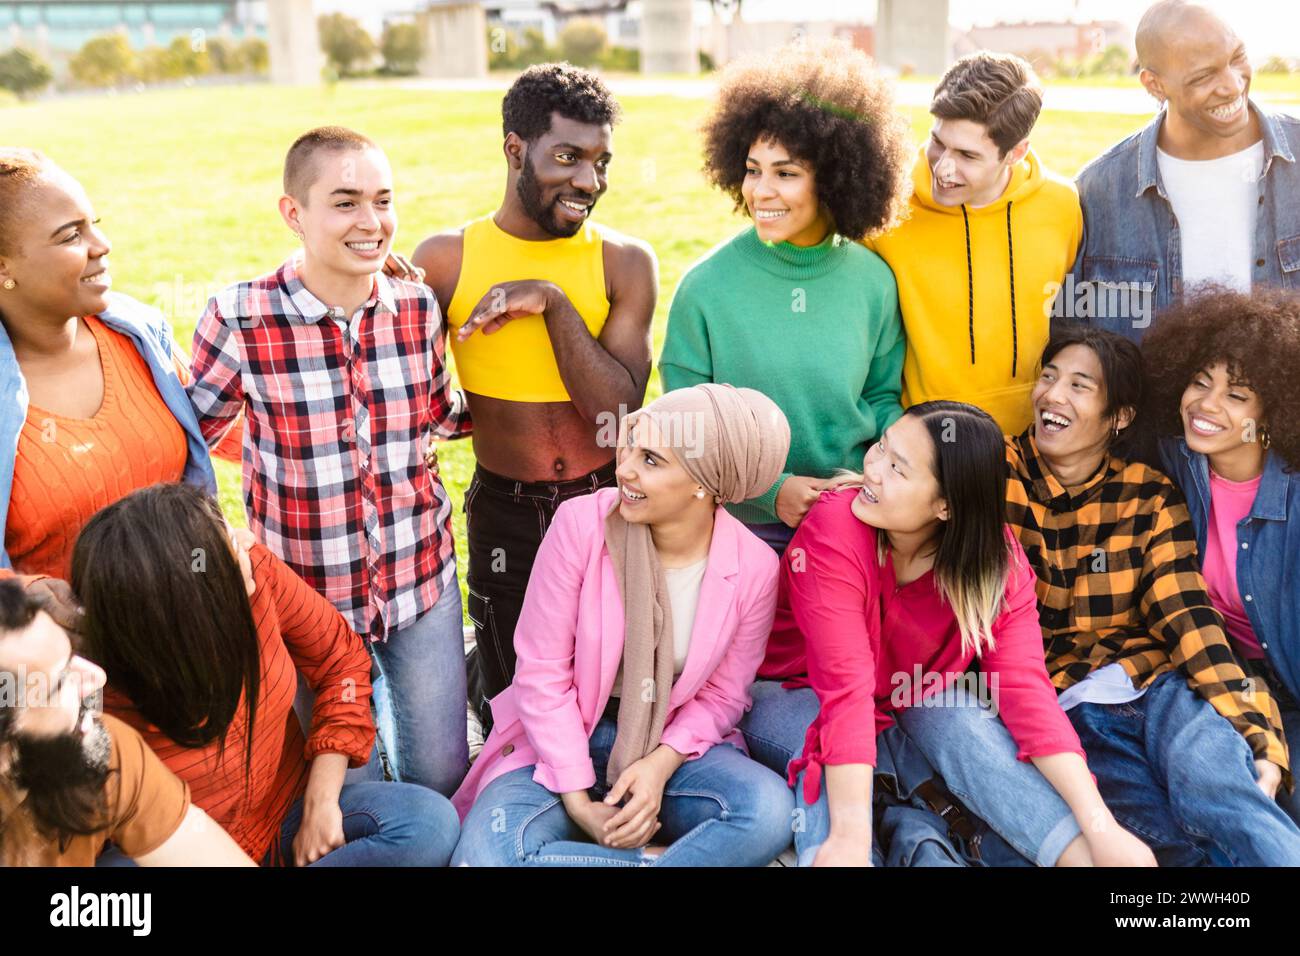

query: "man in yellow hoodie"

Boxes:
[869, 52, 1083, 434]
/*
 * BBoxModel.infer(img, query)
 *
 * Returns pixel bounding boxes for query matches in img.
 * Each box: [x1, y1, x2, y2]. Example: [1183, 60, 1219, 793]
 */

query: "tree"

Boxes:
[203, 35, 240, 74]
[1260, 55, 1294, 75]
[69, 34, 136, 88]
[318, 12, 376, 76]
[165, 34, 210, 77]
[238, 37, 270, 75]
[518, 27, 553, 66]
[381, 22, 423, 75]
[559, 18, 606, 67]
[0, 47, 53, 99]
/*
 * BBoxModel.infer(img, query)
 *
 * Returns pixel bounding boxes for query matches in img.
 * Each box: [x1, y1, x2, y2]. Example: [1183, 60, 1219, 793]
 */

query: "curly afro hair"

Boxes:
[699, 38, 912, 241]
[501, 63, 621, 142]
[1141, 284, 1300, 469]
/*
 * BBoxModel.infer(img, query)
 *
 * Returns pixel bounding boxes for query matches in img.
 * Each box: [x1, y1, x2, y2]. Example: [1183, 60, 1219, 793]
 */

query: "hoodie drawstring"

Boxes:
[961, 205, 974, 365]
[960, 201, 1019, 378]
[1006, 201, 1017, 379]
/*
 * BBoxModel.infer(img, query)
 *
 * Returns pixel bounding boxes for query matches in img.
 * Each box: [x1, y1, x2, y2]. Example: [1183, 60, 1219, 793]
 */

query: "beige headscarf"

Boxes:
[604, 384, 790, 784]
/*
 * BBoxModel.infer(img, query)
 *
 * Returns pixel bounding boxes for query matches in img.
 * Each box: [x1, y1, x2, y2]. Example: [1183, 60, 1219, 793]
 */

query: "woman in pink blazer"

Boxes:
[452, 385, 795, 866]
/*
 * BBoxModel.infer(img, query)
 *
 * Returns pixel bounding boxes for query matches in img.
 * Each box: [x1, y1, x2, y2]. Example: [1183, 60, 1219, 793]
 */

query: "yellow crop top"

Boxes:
[446, 215, 610, 402]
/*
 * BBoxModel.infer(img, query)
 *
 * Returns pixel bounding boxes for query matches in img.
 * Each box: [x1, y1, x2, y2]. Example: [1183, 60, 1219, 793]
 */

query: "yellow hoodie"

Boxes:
[868, 146, 1082, 434]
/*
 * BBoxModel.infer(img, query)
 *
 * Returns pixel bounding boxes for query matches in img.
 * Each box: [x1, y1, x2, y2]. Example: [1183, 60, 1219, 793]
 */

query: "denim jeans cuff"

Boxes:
[1036, 812, 1082, 867]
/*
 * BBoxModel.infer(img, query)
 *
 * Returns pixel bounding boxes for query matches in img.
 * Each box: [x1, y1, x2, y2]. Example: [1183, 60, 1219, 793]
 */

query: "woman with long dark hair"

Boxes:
[742, 401, 1152, 866]
[1003, 326, 1300, 865]
[1141, 288, 1300, 827]
[71, 483, 459, 867]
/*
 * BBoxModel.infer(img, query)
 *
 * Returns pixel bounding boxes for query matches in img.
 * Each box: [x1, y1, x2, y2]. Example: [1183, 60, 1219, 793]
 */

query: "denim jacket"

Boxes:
[1158, 436, 1300, 702]
[1062, 102, 1300, 341]
[0, 292, 218, 570]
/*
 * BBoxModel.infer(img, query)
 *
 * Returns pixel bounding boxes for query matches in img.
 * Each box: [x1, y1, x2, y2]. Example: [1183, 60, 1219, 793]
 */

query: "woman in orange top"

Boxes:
[71, 483, 459, 866]
[0, 149, 232, 622]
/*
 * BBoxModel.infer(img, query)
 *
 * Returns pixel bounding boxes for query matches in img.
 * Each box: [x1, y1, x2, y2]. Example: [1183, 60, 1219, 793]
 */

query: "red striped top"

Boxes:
[7, 316, 188, 580]
[104, 542, 375, 863]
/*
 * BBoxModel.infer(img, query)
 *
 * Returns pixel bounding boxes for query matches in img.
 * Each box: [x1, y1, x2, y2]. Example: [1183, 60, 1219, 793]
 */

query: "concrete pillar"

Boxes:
[876, 0, 950, 75]
[267, 0, 321, 85]
[417, 3, 487, 79]
[641, 0, 696, 75]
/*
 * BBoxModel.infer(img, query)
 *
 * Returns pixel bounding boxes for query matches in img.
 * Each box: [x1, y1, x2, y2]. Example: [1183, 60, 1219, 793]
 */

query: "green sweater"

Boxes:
[660, 227, 905, 525]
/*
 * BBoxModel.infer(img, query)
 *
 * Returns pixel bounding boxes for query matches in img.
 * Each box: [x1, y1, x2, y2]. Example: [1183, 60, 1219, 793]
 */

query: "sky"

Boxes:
[317, 0, 1300, 58]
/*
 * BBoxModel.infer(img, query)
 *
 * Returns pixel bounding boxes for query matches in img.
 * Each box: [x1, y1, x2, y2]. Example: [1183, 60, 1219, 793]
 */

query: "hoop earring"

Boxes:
[1261, 428, 1272, 451]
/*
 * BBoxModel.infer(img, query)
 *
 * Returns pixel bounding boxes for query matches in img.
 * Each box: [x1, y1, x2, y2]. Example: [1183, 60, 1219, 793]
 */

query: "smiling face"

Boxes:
[850, 414, 948, 535]
[1180, 361, 1266, 456]
[1143, 11, 1253, 144]
[614, 414, 712, 526]
[925, 118, 1024, 208]
[1, 609, 105, 743]
[280, 146, 395, 279]
[741, 137, 828, 246]
[1031, 343, 1133, 463]
[511, 112, 611, 239]
[0, 168, 113, 323]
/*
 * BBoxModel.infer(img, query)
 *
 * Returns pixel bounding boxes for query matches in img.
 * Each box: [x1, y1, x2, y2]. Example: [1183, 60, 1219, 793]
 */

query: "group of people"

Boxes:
[2, 0, 1299, 868]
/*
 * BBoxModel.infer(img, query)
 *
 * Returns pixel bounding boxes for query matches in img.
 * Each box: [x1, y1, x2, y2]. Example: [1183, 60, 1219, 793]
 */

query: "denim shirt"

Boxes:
[1062, 102, 1300, 341]
[1158, 436, 1300, 702]
[0, 292, 218, 570]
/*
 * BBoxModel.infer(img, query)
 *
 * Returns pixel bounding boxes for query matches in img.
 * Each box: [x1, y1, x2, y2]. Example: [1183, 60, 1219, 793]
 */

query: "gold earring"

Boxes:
[2, 279, 14, 290]
[1261, 428, 1272, 451]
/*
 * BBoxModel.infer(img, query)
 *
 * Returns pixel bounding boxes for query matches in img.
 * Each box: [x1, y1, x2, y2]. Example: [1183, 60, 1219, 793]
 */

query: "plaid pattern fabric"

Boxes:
[187, 255, 471, 640]
[1005, 430, 1288, 771]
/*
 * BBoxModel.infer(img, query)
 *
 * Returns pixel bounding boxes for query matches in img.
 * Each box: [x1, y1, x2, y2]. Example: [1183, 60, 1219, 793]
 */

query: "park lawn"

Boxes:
[1, 82, 1149, 617]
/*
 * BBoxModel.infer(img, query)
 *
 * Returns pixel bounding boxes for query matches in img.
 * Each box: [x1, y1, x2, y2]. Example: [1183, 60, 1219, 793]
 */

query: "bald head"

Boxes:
[1136, 1, 1231, 75]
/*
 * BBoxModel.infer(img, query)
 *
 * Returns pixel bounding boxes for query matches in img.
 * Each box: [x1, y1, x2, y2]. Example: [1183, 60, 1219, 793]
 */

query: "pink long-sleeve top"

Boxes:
[452, 487, 781, 819]
[759, 489, 1084, 802]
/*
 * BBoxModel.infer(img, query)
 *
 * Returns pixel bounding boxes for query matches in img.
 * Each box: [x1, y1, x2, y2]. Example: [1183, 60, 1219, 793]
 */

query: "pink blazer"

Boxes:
[452, 487, 780, 819]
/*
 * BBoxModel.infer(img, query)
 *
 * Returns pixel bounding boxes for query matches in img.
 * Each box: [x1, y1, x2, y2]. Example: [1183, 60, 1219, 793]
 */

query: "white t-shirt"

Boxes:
[1056, 662, 1147, 712]
[1156, 140, 1264, 293]
[609, 558, 708, 698]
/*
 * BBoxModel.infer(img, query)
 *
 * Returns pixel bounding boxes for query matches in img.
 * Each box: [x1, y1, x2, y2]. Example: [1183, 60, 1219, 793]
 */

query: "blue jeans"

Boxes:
[264, 781, 460, 867]
[452, 717, 794, 867]
[1067, 670, 1300, 867]
[741, 680, 1075, 867]
[894, 687, 1081, 866]
[1279, 704, 1300, 826]
[369, 578, 469, 795]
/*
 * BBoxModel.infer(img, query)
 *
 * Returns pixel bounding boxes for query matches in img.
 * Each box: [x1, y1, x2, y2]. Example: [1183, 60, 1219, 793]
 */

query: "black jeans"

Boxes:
[464, 460, 616, 727]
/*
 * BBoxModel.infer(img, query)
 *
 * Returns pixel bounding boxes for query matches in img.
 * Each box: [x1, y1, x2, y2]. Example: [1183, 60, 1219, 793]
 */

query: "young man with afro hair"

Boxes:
[413, 64, 658, 728]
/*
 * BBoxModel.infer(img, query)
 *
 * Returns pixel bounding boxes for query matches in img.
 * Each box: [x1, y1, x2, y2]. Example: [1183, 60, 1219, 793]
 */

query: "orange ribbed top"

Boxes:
[6, 316, 188, 581]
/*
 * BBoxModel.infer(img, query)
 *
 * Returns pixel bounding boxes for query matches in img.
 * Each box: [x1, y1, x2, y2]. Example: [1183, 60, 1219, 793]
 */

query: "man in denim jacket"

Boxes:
[1060, 1, 1300, 341]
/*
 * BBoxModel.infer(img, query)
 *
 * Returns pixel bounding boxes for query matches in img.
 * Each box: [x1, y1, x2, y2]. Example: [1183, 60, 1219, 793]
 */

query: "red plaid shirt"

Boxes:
[188, 256, 471, 640]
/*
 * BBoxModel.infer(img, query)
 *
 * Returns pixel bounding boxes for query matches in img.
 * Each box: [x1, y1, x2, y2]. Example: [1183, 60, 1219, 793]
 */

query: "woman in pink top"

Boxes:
[452, 384, 797, 866]
[742, 401, 1154, 867]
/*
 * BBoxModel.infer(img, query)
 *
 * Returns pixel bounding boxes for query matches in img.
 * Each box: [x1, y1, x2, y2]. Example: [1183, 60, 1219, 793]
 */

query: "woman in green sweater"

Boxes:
[659, 39, 914, 553]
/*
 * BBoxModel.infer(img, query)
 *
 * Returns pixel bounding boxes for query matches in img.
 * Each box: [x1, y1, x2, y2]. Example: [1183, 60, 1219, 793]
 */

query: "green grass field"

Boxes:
[0, 82, 1153, 616]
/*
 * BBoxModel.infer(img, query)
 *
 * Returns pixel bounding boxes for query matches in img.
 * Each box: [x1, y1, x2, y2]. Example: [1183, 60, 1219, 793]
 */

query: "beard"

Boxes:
[516, 153, 593, 238]
[9, 698, 112, 840]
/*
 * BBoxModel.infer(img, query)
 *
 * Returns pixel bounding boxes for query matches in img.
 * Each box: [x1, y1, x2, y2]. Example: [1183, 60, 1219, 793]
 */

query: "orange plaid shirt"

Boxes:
[1005, 431, 1288, 772]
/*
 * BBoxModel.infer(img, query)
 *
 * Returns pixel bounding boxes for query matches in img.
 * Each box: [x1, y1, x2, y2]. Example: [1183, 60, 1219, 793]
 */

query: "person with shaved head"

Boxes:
[1061, 1, 1300, 341]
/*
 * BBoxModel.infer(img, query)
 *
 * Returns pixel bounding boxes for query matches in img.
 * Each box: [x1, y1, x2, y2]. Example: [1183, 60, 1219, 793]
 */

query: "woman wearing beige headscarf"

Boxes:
[451, 384, 796, 866]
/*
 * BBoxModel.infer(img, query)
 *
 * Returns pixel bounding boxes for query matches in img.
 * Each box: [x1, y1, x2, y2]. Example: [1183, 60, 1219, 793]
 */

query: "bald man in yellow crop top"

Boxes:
[413, 64, 657, 726]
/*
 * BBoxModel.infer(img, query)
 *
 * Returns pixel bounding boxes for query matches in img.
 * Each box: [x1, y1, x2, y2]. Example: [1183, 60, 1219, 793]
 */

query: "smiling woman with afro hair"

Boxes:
[1143, 285, 1300, 825]
[659, 38, 911, 556]
[699, 38, 912, 241]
